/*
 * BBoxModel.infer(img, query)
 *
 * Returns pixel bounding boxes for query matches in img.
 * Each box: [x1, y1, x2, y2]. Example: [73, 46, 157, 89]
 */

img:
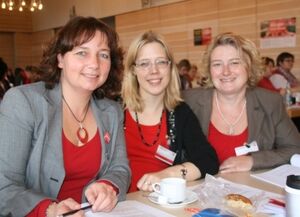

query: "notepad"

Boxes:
[251, 154, 300, 188]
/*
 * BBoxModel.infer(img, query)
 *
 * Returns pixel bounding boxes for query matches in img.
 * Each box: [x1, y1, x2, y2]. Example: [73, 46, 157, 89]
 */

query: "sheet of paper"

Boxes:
[251, 164, 300, 188]
[85, 200, 176, 217]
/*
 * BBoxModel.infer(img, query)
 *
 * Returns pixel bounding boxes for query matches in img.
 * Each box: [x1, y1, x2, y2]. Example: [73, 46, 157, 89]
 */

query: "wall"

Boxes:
[0, 9, 32, 32]
[0, 0, 184, 68]
[0, 33, 14, 68]
[0, 7, 32, 68]
[116, 0, 300, 78]
[31, 0, 185, 31]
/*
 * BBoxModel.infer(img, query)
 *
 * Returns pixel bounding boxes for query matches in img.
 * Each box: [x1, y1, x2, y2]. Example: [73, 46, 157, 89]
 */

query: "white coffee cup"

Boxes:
[152, 177, 186, 203]
[285, 175, 300, 217]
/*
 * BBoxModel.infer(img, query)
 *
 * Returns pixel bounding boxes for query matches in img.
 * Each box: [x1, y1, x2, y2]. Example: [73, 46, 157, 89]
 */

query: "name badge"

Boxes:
[155, 145, 177, 165]
[235, 141, 259, 156]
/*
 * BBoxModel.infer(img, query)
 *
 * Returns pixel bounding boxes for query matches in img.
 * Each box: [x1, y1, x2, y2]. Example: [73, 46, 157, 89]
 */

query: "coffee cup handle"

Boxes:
[152, 182, 161, 194]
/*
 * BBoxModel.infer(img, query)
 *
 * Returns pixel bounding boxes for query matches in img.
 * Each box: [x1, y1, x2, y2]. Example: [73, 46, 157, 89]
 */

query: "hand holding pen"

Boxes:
[48, 182, 117, 217]
[46, 198, 83, 217]
[57, 204, 92, 217]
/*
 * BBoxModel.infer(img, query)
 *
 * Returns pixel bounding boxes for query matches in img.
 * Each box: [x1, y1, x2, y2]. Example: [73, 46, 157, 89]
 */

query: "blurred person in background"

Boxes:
[25, 65, 43, 83]
[269, 52, 300, 93]
[0, 58, 11, 101]
[14, 67, 26, 86]
[177, 58, 192, 90]
[188, 64, 205, 88]
[258, 56, 284, 95]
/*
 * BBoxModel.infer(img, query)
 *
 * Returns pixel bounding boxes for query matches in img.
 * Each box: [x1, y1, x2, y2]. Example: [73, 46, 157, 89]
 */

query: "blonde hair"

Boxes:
[121, 31, 182, 112]
[202, 32, 263, 88]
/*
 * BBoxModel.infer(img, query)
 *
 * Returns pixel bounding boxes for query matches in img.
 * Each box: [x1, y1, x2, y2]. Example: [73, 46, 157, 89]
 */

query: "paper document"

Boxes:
[251, 154, 300, 188]
[85, 200, 176, 217]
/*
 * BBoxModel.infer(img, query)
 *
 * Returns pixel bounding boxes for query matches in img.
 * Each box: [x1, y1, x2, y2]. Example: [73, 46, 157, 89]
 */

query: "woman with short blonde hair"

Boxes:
[183, 32, 300, 173]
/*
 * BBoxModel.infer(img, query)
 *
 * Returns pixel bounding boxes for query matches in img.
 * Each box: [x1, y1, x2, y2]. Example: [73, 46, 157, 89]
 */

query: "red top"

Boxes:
[258, 77, 280, 92]
[208, 122, 248, 164]
[26, 130, 101, 216]
[57, 130, 101, 202]
[125, 110, 169, 192]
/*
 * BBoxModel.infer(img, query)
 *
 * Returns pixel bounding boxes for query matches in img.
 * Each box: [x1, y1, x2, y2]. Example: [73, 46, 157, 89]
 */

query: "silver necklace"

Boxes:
[215, 93, 246, 135]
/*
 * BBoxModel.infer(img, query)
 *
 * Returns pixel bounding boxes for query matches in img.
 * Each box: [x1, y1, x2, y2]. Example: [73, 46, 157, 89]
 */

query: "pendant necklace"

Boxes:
[215, 93, 246, 135]
[62, 94, 90, 144]
[135, 110, 164, 147]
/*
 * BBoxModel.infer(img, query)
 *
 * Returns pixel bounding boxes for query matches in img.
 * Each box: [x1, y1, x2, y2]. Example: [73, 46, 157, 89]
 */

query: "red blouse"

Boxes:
[125, 110, 169, 192]
[26, 130, 101, 216]
[57, 130, 101, 202]
[208, 122, 248, 164]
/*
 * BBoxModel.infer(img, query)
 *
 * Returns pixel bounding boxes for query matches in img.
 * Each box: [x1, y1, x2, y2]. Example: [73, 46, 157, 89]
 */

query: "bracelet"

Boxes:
[46, 202, 57, 217]
[180, 164, 188, 179]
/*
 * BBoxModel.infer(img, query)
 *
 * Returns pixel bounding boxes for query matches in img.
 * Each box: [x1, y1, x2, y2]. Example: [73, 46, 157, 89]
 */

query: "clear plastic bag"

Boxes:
[193, 174, 265, 217]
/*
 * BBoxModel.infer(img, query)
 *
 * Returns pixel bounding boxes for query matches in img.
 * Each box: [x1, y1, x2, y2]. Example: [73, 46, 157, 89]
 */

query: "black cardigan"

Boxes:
[167, 102, 219, 178]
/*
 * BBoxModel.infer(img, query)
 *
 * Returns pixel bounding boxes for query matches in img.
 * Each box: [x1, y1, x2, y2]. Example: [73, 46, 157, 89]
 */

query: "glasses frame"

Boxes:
[134, 58, 171, 72]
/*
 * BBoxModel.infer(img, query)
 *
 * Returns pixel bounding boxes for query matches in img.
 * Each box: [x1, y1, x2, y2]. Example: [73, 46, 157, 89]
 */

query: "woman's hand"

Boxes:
[137, 171, 165, 192]
[85, 182, 118, 212]
[219, 155, 253, 173]
[46, 198, 83, 217]
[137, 163, 201, 192]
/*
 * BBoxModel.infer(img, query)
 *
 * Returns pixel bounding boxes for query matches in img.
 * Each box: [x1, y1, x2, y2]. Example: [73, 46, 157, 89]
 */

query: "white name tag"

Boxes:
[154, 145, 177, 165]
[235, 141, 259, 156]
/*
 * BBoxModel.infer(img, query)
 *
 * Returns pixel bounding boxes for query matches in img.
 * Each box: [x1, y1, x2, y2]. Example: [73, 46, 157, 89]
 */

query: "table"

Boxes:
[126, 172, 284, 217]
[287, 105, 300, 118]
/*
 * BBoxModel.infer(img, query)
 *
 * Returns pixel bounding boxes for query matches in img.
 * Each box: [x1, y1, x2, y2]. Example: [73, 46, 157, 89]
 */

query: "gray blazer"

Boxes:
[183, 87, 300, 170]
[0, 82, 130, 217]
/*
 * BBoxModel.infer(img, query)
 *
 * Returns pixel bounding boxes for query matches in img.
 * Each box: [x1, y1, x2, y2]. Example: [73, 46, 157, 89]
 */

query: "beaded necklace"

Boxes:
[135, 110, 164, 147]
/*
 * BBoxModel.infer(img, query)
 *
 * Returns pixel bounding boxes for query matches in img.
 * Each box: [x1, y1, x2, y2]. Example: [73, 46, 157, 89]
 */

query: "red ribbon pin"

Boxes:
[104, 131, 111, 144]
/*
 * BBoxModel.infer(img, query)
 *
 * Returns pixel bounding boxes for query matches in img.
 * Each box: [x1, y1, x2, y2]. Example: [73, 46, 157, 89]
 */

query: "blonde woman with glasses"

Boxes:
[121, 31, 218, 192]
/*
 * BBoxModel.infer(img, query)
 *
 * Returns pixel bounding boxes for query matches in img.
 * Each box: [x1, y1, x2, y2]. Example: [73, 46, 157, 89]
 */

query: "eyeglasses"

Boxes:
[134, 58, 171, 71]
[284, 58, 294, 63]
[210, 59, 243, 71]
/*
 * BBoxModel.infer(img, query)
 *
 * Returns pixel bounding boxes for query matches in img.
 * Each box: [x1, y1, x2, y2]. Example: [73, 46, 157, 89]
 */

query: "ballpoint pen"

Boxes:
[269, 198, 285, 207]
[57, 204, 93, 217]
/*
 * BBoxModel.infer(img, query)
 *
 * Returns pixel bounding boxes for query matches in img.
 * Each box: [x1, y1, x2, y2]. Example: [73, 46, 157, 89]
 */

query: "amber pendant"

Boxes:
[77, 125, 89, 144]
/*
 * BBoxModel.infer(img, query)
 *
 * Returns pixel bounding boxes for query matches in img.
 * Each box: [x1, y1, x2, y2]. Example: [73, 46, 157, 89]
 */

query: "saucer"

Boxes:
[148, 189, 198, 208]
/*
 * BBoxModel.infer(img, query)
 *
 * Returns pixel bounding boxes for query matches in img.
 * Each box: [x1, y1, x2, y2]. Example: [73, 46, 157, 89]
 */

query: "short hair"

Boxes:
[276, 52, 294, 66]
[261, 56, 275, 71]
[121, 30, 182, 112]
[202, 32, 263, 88]
[262, 57, 274, 66]
[40, 16, 124, 99]
[177, 59, 191, 71]
[0, 58, 8, 80]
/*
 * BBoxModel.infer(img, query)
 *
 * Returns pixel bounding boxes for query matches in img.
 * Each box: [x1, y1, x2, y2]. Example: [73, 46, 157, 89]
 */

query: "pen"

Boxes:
[269, 198, 285, 207]
[58, 204, 93, 217]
